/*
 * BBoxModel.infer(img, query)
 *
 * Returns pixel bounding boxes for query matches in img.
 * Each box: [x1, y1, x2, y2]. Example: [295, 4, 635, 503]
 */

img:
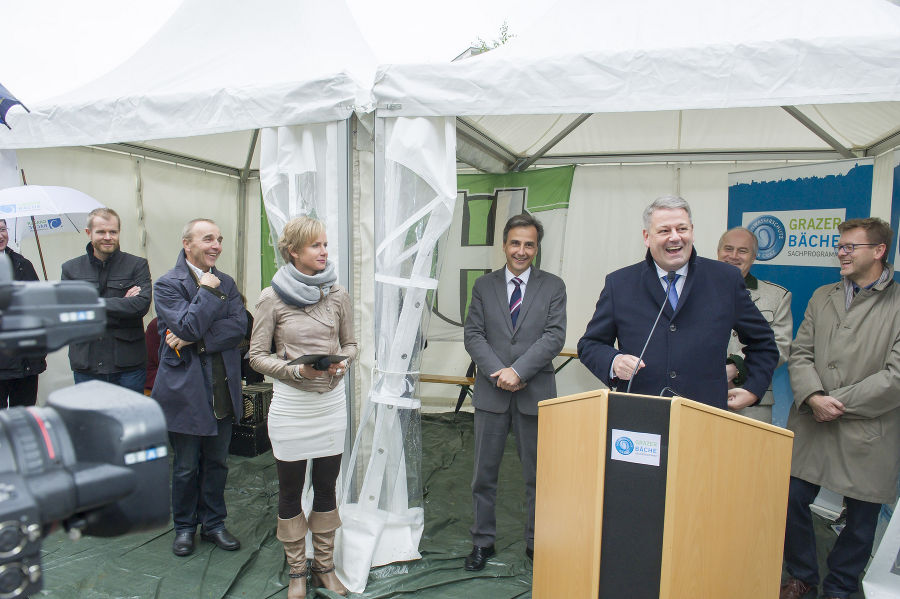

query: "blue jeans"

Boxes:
[168, 417, 232, 534]
[783, 476, 881, 598]
[74, 368, 146, 394]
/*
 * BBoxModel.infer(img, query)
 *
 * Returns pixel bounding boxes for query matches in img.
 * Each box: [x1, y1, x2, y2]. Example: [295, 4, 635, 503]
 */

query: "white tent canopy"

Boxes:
[1, 0, 376, 149]
[1, 0, 900, 591]
[374, 0, 900, 172]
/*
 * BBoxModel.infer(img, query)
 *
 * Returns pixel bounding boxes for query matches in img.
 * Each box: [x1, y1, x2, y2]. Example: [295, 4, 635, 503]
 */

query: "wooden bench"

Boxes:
[419, 349, 579, 412]
[419, 374, 476, 387]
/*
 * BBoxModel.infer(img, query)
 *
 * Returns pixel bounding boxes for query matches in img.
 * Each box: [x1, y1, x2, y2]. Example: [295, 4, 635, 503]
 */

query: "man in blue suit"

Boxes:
[578, 196, 777, 409]
[152, 218, 246, 557]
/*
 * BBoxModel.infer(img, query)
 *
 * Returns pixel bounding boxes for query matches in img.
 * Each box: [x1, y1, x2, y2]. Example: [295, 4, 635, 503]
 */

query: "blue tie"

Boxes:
[664, 274, 680, 310]
[510, 277, 523, 326]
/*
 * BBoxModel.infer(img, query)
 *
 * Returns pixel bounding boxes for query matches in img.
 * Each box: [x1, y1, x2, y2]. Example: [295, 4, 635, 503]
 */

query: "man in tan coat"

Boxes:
[718, 226, 792, 423]
[781, 217, 900, 599]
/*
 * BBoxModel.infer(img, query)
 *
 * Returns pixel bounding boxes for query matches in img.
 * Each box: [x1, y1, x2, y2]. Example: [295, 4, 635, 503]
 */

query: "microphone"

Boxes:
[626, 271, 677, 393]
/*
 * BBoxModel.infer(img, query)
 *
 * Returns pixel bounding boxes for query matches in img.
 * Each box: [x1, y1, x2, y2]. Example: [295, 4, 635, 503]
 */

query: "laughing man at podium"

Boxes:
[577, 196, 777, 410]
[462, 213, 567, 571]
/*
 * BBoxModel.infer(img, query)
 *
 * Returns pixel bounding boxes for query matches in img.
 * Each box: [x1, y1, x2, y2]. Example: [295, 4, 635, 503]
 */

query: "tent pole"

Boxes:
[781, 106, 855, 159]
[524, 149, 844, 166]
[864, 129, 900, 157]
[18, 171, 47, 280]
[97, 143, 242, 177]
[339, 117, 354, 465]
[29, 216, 47, 280]
[512, 113, 593, 172]
[456, 117, 517, 168]
[234, 129, 259, 296]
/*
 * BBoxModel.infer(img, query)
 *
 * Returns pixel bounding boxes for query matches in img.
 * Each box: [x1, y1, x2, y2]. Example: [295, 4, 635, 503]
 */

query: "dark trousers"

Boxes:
[168, 417, 233, 534]
[784, 476, 881, 598]
[0, 375, 39, 408]
[74, 368, 146, 394]
[275, 454, 342, 519]
[471, 405, 538, 550]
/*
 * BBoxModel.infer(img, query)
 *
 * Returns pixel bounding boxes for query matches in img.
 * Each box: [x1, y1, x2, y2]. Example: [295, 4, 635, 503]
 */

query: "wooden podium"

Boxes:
[532, 390, 793, 599]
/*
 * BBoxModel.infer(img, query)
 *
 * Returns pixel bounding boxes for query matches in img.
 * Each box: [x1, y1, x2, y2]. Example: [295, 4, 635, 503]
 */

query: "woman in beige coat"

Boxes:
[249, 216, 357, 599]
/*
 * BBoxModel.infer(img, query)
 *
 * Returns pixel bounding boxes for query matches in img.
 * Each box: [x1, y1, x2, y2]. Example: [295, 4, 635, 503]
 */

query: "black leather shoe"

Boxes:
[464, 544, 495, 571]
[525, 546, 534, 560]
[172, 531, 195, 556]
[200, 528, 241, 551]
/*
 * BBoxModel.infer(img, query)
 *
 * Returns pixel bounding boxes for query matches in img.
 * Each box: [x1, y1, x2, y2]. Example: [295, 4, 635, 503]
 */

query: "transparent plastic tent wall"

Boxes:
[260, 116, 456, 593]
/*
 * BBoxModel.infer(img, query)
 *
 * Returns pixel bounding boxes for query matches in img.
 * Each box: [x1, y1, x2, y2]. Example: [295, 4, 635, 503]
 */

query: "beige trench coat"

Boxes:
[788, 266, 900, 504]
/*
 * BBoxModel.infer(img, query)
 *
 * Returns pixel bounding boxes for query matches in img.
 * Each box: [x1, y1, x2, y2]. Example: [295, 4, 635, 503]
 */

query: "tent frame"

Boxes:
[455, 110, 900, 173]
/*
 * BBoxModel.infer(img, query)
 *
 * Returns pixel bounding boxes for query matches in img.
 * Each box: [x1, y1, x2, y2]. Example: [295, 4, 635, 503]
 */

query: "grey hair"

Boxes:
[718, 227, 758, 256]
[642, 196, 692, 230]
[182, 218, 217, 242]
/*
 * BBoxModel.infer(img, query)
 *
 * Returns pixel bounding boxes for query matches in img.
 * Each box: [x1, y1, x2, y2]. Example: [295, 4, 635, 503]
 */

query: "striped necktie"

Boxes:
[510, 277, 523, 326]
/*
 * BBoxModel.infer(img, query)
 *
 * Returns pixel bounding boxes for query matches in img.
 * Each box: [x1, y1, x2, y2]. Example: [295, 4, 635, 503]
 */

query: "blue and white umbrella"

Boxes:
[0, 185, 104, 278]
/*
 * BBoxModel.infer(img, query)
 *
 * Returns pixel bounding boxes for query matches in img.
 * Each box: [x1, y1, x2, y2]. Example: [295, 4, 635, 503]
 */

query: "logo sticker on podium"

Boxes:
[611, 429, 661, 467]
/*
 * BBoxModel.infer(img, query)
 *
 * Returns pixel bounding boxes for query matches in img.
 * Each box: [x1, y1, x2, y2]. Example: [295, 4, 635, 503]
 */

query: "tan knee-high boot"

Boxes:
[307, 509, 348, 596]
[276, 513, 308, 599]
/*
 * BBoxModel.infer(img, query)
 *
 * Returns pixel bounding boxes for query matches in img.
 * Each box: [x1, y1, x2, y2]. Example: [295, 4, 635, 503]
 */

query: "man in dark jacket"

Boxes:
[0, 219, 46, 407]
[152, 218, 245, 557]
[578, 195, 777, 409]
[61, 208, 151, 393]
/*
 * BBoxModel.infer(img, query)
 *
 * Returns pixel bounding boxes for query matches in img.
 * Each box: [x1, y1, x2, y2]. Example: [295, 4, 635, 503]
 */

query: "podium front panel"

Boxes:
[598, 393, 671, 598]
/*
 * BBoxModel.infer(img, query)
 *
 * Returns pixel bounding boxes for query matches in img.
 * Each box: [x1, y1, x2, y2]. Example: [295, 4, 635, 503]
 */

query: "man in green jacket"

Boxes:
[781, 217, 900, 599]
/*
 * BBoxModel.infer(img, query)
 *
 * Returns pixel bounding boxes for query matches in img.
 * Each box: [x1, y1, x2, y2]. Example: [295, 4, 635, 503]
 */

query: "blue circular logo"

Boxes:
[614, 437, 634, 455]
[747, 215, 786, 261]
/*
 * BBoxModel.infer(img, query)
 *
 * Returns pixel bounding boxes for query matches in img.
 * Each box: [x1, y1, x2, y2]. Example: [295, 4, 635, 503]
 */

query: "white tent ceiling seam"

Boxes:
[374, 0, 900, 172]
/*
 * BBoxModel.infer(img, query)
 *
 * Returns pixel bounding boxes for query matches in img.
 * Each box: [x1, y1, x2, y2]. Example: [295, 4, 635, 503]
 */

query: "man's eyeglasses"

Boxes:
[833, 243, 882, 255]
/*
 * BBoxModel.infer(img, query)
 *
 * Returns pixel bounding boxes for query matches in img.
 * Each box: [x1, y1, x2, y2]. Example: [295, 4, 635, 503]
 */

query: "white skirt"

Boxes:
[268, 379, 347, 461]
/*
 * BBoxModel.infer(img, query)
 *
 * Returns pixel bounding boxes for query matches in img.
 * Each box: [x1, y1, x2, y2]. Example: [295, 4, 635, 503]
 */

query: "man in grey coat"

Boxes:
[781, 217, 900, 599]
[152, 219, 246, 557]
[462, 213, 566, 571]
[717, 226, 792, 423]
[61, 208, 151, 393]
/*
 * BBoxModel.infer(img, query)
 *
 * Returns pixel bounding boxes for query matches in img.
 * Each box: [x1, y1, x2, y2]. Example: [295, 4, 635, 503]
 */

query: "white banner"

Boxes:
[610, 429, 662, 467]
[741, 208, 845, 267]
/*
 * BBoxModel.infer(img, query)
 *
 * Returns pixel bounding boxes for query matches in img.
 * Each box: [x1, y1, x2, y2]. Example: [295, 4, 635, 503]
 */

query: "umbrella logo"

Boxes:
[47, 218, 62, 229]
[0, 204, 14, 214]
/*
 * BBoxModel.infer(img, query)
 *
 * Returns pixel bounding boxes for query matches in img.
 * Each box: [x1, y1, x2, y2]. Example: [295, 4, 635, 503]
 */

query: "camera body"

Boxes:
[0, 256, 170, 598]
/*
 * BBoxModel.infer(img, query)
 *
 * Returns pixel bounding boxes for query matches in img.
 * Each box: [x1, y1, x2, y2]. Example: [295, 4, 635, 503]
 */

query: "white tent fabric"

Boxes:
[0, 0, 376, 148]
[338, 117, 456, 592]
[259, 123, 344, 271]
[0, 0, 898, 590]
[374, 0, 900, 117]
[375, 0, 900, 177]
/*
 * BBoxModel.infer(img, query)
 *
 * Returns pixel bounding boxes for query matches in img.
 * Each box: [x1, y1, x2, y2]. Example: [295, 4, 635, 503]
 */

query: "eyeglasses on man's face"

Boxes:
[833, 243, 882, 255]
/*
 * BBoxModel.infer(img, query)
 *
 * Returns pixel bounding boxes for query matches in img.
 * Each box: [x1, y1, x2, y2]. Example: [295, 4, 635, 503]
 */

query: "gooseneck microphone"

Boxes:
[626, 271, 677, 393]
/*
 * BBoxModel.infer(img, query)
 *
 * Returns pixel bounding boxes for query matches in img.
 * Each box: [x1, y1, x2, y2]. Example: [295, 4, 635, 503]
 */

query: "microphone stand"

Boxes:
[626, 271, 677, 393]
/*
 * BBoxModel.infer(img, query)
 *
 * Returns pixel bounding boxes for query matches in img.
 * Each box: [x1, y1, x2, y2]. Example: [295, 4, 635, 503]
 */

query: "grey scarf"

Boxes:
[271, 261, 336, 307]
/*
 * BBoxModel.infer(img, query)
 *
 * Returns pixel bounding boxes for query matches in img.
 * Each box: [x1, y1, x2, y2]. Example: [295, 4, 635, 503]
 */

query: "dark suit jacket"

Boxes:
[0, 247, 46, 379]
[61, 244, 151, 374]
[577, 249, 777, 409]
[151, 250, 245, 435]
[464, 267, 567, 416]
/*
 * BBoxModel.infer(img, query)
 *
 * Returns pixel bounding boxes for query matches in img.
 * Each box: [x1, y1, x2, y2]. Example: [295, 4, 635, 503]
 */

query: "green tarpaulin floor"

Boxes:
[36, 412, 864, 598]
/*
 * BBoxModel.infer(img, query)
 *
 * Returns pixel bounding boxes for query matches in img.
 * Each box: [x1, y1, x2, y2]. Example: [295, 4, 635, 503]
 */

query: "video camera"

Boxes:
[0, 255, 169, 599]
